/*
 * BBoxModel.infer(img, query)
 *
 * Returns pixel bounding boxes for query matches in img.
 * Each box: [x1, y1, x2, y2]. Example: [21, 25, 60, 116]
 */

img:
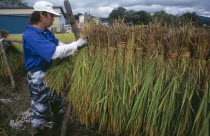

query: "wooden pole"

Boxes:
[3, 39, 22, 43]
[64, 0, 80, 40]
[61, 102, 72, 136]
[0, 34, 15, 89]
[61, 1, 80, 136]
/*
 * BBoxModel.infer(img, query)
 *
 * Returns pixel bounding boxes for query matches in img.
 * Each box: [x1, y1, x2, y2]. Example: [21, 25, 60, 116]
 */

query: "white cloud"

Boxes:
[25, 0, 210, 17]
[165, 6, 195, 15]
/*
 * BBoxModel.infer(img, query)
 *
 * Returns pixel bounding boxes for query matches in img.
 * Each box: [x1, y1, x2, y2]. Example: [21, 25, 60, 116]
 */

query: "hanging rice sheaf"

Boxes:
[0, 39, 24, 78]
[46, 22, 210, 136]
[45, 56, 75, 94]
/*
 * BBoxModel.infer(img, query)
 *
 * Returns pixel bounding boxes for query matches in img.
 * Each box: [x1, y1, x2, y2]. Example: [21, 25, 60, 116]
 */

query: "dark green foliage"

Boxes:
[152, 10, 179, 27]
[125, 10, 152, 25]
[108, 7, 127, 24]
[108, 7, 204, 27]
[180, 12, 202, 26]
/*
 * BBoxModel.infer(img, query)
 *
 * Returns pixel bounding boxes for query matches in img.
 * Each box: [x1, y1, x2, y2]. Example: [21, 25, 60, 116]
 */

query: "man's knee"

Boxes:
[32, 103, 49, 115]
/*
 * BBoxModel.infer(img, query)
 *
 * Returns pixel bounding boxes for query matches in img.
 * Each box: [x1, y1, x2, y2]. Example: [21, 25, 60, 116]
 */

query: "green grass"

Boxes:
[55, 33, 76, 43]
[6, 33, 75, 51]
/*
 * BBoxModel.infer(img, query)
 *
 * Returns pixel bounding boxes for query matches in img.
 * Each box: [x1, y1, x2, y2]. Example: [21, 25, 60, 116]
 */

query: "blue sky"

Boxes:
[25, 0, 210, 17]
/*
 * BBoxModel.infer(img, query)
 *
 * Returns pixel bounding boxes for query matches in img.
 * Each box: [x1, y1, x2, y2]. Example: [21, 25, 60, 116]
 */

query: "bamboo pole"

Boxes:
[0, 34, 15, 89]
[3, 39, 22, 43]
[61, 0, 80, 136]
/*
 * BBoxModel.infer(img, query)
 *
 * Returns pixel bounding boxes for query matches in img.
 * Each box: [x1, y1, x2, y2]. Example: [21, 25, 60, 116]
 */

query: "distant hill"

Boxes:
[199, 16, 210, 25]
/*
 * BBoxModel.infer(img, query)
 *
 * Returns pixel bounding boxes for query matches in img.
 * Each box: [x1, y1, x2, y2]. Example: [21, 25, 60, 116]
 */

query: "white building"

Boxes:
[78, 13, 100, 27]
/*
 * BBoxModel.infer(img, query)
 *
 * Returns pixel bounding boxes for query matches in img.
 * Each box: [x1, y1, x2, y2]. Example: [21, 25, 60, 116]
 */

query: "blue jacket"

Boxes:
[22, 25, 59, 71]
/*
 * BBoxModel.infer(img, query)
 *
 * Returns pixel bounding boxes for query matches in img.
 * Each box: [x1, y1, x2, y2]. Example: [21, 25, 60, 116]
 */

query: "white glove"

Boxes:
[76, 37, 88, 47]
[58, 41, 65, 46]
[58, 37, 87, 47]
[0, 38, 4, 43]
[52, 37, 88, 59]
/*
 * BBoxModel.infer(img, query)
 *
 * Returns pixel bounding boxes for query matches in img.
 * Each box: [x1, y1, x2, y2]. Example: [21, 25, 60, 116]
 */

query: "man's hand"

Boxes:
[76, 37, 88, 48]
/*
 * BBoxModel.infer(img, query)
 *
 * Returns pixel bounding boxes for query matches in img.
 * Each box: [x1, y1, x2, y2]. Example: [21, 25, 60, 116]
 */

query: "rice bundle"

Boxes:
[46, 22, 210, 136]
[0, 45, 23, 78]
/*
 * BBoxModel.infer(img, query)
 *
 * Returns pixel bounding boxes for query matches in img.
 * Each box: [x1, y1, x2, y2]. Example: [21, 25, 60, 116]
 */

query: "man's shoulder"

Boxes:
[23, 29, 38, 39]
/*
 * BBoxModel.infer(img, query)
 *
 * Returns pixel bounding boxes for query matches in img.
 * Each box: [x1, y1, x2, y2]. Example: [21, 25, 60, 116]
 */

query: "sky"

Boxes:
[24, 0, 210, 18]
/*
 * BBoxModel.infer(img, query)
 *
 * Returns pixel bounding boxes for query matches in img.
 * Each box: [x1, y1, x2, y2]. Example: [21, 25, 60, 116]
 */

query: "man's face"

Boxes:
[41, 13, 54, 28]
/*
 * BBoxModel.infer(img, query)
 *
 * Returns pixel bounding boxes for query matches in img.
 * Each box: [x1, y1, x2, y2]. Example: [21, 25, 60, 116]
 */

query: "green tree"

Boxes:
[180, 12, 202, 26]
[108, 7, 127, 24]
[125, 10, 151, 25]
[152, 10, 178, 27]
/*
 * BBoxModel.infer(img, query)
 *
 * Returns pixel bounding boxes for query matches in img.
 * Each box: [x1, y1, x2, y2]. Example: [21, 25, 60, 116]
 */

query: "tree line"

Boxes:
[108, 7, 204, 27]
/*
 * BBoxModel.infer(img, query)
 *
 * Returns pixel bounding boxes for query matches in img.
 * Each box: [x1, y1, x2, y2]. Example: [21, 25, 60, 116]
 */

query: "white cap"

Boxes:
[33, 1, 61, 16]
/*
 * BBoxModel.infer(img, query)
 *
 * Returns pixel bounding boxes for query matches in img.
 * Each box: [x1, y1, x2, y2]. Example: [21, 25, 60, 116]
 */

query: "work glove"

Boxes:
[77, 37, 88, 47]
[52, 36, 88, 59]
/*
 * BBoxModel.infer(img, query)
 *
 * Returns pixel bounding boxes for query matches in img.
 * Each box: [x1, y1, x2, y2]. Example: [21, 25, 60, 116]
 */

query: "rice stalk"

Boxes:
[44, 22, 210, 136]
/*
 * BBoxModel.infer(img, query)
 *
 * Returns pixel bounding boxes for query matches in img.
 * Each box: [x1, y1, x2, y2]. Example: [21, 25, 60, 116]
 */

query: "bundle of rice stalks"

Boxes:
[81, 22, 210, 60]
[45, 56, 75, 94]
[68, 44, 209, 136]
[0, 45, 23, 78]
[44, 33, 80, 94]
[46, 22, 210, 136]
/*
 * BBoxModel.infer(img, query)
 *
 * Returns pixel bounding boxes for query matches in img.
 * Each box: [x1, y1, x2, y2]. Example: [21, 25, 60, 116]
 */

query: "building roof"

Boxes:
[0, 6, 65, 17]
[0, 14, 30, 17]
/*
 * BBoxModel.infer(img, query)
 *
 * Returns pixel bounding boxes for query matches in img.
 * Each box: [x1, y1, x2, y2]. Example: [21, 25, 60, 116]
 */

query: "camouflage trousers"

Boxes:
[27, 70, 65, 130]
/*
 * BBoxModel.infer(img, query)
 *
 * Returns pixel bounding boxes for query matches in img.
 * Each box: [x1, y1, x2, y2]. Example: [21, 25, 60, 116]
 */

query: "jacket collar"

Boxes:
[27, 25, 46, 34]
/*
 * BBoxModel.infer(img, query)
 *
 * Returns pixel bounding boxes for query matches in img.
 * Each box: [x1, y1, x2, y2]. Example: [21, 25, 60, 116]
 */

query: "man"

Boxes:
[22, 1, 88, 135]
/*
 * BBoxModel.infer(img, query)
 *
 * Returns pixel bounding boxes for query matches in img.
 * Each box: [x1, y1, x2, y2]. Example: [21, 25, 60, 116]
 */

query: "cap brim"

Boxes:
[48, 11, 61, 16]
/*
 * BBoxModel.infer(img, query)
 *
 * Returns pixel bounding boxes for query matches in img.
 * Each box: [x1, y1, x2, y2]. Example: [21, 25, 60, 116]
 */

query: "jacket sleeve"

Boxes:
[52, 37, 88, 59]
